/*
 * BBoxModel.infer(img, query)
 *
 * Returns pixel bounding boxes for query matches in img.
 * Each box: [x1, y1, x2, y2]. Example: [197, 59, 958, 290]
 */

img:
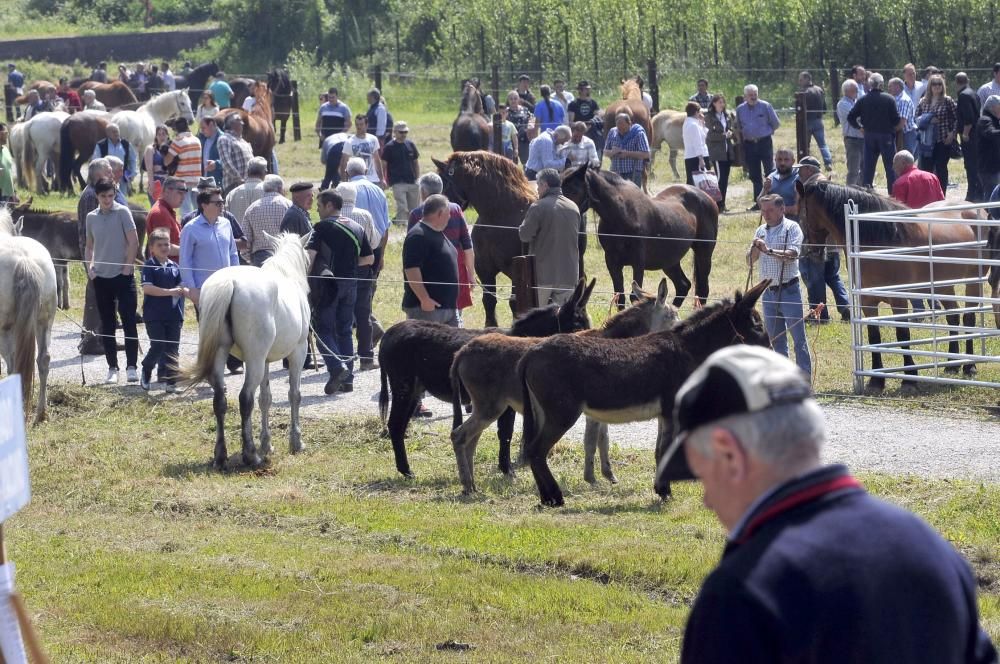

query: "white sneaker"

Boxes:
[126, 367, 139, 383]
[165, 383, 178, 394]
[105, 369, 119, 384]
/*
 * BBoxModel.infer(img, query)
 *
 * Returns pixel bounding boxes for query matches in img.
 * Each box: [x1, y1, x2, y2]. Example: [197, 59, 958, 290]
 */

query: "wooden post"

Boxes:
[591, 22, 599, 80]
[512, 255, 538, 313]
[565, 29, 571, 84]
[903, 19, 915, 65]
[4, 85, 14, 123]
[862, 20, 870, 66]
[373, 64, 382, 91]
[491, 64, 499, 108]
[794, 91, 809, 160]
[535, 25, 543, 79]
[651, 25, 657, 64]
[480, 26, 486, 73]
[683, 27, 688, 62]
[507, 37, 514, 84]
[713, 24, 719, 67]
[395, 21, 401, 73]
[647, 59, 659, 114]
[290, 80, 301, 141]
[744, 28, 751, 72]
[779, 21, 786, 71]
[622, 29, 628, 79]
[492, 112, 502, 154]
[962, 17, 969, 69]
[829, 65, 840, 127]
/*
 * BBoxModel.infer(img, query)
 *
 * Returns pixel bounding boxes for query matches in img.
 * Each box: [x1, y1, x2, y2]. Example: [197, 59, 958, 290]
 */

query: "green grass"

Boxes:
[7, 385, 999, 660]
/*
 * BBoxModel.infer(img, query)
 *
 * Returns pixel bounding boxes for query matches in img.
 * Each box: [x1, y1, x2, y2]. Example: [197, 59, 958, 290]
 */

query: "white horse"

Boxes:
[9, 111, 69, 193]
[184, 232, 311, 470]
[0, 208, 57, 424]
[111, 89, 194, 158]
[649, 109, 685, 180]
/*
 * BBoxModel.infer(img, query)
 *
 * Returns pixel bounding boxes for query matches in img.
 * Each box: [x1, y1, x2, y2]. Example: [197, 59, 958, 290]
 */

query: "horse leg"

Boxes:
[963, 284, 979, 376]
[583, 417, 600, 484]
[862, 301, 886, 393]
[598, 422, 617, 484]
[497, 407, 516, 475]
[669, 149, 680, 180]
[692, 245, 714, 307]
[944, 290, 961, 375]
[481, 271, 499, 328]
[258, 373, 273, 458]
[210, 353, 229, 470]
[605, 255, 627, 311]
[287, 343, 306, 454]
[890, 301, 919, 393]
[238, 361, 265, 469]
[33, 318, 51, 424]
[664, 264, 692, 309]
[387, 376, 419, 477]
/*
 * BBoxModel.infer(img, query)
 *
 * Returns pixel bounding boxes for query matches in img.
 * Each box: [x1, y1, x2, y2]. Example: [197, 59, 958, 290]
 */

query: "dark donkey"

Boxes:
[560, 165, 718, 309]
[519, 280, 771, 507]
[378, 278, 595, 478]
[434, 151, 540, 327]
[450, 279, 677, 494]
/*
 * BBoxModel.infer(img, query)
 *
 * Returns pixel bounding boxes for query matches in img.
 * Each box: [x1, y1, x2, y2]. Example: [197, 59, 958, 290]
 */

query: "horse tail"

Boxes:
[59, 120, 74, 193]
[182, 278, 235, 387]
[449, 356, 465, 430]
[688, 187, 720, 305]
[12, 257, 43, 406]
[22, 125, 38, 192]
[518, 357, 536, 459]
[378, 365, 390, 424]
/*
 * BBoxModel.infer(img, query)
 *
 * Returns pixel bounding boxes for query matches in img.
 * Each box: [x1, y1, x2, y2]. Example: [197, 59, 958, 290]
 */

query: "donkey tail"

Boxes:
[449, 356, 465, 431]
[181, 278, 235, 387]
[12, 257, 43, 406]
[378, 365, 390, 425]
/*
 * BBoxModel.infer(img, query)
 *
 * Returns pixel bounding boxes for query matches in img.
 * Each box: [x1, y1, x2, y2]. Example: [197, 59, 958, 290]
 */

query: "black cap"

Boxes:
[577, 80, 591, 89]
[518, 74, 530, 81]
[289, 182, 314, 193]
[793, 156, 822, 170]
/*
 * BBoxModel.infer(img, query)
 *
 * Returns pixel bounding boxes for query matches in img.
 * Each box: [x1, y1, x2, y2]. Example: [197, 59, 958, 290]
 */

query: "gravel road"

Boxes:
[41, 321, 999, 483]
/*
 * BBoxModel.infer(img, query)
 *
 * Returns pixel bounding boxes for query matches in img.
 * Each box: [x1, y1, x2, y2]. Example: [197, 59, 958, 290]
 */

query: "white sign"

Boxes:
[0, 375, 29, 524]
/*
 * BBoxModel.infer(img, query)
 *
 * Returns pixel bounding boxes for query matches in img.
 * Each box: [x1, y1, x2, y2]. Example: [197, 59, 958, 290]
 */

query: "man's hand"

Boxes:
[188, 287, 200, 305]
[87, 264, 96, 280]
[752, 238, 769, 253]
[419, 296, 440, 312]
[120, 264, 133, 276]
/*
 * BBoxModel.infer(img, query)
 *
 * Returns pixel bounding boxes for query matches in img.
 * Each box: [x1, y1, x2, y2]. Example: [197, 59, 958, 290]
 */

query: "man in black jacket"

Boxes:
[657, 345, 998, 664]
[956, 71, 984, 201]
[847, 72, 902, 192]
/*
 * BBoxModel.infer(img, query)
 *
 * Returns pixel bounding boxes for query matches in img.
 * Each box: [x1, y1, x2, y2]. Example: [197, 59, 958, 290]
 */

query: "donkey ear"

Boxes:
[630, 280, 643, 300]
[432, 158, 447, 171]
[578, 278, 597, 308]
[656, 278, 669, 305]
[739, 279, 771, 308]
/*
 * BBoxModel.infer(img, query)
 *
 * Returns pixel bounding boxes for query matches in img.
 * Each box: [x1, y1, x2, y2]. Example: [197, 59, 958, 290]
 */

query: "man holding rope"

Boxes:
[747, 194, 811, 376]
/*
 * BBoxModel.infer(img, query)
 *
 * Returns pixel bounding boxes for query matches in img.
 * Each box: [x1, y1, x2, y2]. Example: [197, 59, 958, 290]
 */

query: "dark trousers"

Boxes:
[684, 156, 702, 186]
[800, 253, 849, 319]
[354, 264, 375, 361]
[715, 160, 731, 210]
[962, 136, 981, 201]
[316, 282, 357, 378]
[862, 131, 897, 191]
[92, 273, 139, 370]
[142, 319, 181, 382]
[918, 142, 951, 193]
[743, 137, 774, 202]
[321, 157, 341, 190]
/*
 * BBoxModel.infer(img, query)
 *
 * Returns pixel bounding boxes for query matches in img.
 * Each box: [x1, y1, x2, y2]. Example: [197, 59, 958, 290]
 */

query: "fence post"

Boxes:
[374, 64, 382, 90]
[290, 80, 301, 142]
[862, 20, 870, 65]
[591, 22, 599, 80]
[962, 17, 969, 69]
[829, 64, 840, 127]
[535, 24, 543, 78]
[491, 64, 499, 108]
[779, 22, 786, 71]
[512, 255, 538, 313]
[395, 21, 401, 73]
[492, 112, 502, 154]
[3, 85, 14, 123]
[368, 18, 374, 58]
[903, 19, 915, 64]
[565, 29, 571, 83]
[480, 26, 486, 73]
[622, 29, 628, 79]
[713, 24, 719, 67]
[744, 28, 751, 72]
[794, 91, 809, 160]
[647, 59, 659, 114]
[651, 25, 657, 64]
[683, 27, 688, 62]
[507, 37, 514, 84]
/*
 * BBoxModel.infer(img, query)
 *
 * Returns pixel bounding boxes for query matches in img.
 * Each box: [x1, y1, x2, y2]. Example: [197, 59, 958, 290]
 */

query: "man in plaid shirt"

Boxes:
[217, 115, 254, 195]
[242, 174, 292, 266]
[604, 113, 650, 186]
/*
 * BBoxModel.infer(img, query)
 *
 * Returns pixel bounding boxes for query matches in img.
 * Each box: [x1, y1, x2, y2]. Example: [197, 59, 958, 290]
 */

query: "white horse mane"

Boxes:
[262, 232, 309, 292]
[0, 207, 14, 236]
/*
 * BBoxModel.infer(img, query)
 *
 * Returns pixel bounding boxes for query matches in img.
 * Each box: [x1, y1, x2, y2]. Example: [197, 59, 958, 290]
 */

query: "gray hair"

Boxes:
[88, 157, 111, 182]
[346, 157, 367, 177]
[842, 79, 859, 95]
[687, 400, 825, 473]
[743, 84, 759, 95]
[418, 172, 443, 196]
[537, 168, 561, 187]
[106, 155, 123, 170]
[82, 89, 96, 100]
[553, 125, 571, 141]
[893, 150, 915, 167]
[262, 174, 284, 193]
[984, 95, 1000, 116]
[335, 182, 357, 203]
[887, 77, 904, 93]
[614, 112, 632, 124]
[423, 193, 449, 216]
[868, 73, 885, 90]
[246, 156, 268, 178]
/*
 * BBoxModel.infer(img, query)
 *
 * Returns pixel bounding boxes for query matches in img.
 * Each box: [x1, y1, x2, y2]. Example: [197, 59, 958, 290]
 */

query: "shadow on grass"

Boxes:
[162, 453, 278, 479]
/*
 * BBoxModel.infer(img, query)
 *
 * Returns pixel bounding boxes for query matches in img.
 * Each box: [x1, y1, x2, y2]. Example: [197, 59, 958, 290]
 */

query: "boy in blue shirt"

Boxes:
[140, 228, 186, 392]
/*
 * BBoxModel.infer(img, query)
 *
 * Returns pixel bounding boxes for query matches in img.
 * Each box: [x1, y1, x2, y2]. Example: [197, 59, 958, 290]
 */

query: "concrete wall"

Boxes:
[0, 28, 220, 65]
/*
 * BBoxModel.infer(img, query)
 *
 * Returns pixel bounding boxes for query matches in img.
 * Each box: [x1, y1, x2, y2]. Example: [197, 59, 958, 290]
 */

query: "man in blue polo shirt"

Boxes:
[759, 147, 799, 216]
[139, 228, 186, 392]
[736, 84, 781, 210]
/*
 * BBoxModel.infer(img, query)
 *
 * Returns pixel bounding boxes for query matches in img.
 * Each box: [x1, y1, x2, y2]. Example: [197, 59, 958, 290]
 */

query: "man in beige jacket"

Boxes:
[518, 168, 581, 305]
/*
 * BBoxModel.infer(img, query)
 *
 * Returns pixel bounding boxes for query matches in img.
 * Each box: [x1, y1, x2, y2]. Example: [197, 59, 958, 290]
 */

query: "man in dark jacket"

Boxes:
[657, 345, 998, 664]
[847, 72, 902, 192]
[956, 71, 983, 201]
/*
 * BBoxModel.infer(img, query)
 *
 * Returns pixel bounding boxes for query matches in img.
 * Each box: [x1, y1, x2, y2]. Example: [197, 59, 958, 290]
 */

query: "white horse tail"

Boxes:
[13, 256, 43, 405]
[185, 278, 236, 386]
[21, 127, 37, 192]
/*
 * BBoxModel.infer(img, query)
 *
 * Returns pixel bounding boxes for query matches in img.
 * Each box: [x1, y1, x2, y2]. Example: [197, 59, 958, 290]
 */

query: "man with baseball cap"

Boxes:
[657, 345, 997, 664]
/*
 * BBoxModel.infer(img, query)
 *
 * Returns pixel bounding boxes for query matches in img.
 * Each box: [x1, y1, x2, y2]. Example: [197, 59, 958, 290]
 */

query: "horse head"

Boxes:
[432, 156, 470, 209]
[0, 207, 14, 237]
[559, 164, 592, 214]
[176, 89, 195, 122]
[795, 179, 837, 250]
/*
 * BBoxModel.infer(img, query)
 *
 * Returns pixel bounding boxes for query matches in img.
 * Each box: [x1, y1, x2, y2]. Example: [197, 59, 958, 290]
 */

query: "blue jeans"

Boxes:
[903, 130, 918, 156]
[743, 136, 774, 201]
[141, 319, 182, 383]
[862, 131, 897, 192]
[316, 282, 357, 379]
[761, 279, 811, 375]
[800, 253, 849, 319]
[807, 117, 833, 167]
[353, 264, 375, 361]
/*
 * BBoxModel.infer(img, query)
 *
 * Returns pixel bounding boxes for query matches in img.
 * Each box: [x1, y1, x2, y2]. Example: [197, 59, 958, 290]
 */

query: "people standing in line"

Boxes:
[339, 115, 385, 186]
[735, 84, 780, 209]
[139, 228, 185, 393]
[847, 73, 901, 192]
[0, 122, 16, 203]
[977, 63, 1000, 107]
[242, 174, 292, 266]
[977, 95, 1000, 198]
[308, 189, 373, 395]
[506, 91, 534, 164]
[145, 176, 186, 261]
[568, 81, 602, 159]
[798, 71, 833, 171]
[163, 117, 203, 215]
[516, 74, 536, 106]
[315, 87, 352, 145]
[747, 194, 811, 376]
[559, 121, 601, 168]
[402, 194, 459, 326]
[604, 113, 651, 188]
[196, 90, 219, 122]
[225, 156, 267, 227]
[552, 79, 574, 112]
[902, 62, 925, 107]
[837, 80, 865, 187]
[955, 72, 983, 201]
[216, 114, 255, 195]
[915, 74, 958, 193]
[518, 169, 581, 306]
[365, 88, 391, 146]
[381, 121, 421, 226]
[85, 178, 141, 384]
[336, 182, 380, 369]
[524, 125, 571, 180]
[280, 182, 315, 236]
[208, 72, 234, 108]
[888, 77, 918, 156]
[91, 124, 137, 195]
[689, 78, 712, 110]
[533, 85, 566, 132]
[682, 102, 709, 186]
[658, 344, 998, 664]
[143, 124, 171, 204]
[198, 116, 223, 187]
[704, 93, 737, 213]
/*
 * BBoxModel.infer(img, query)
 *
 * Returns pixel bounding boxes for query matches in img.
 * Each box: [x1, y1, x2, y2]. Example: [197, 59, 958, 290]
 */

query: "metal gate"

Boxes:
[844, 200, 1000, 393]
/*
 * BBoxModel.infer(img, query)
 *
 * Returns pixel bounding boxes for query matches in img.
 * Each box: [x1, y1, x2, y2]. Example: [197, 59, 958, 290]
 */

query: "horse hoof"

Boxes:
[289, 443, 304, 455]
[944, 365, 960, 375]
[605, 473, 619, 485]
[243, 453, 264, 469]
[864, 380, 885, 395]
[399, 469, 415, 479]
[541, 496, 564, 508]
[461, 486, 477, 496]
[900, 382, 920, 395]
[964, 364, 978, 376]
[212, 458, 226, 472]
[584, 474, 597, 485]
[654, 483, 673, 500]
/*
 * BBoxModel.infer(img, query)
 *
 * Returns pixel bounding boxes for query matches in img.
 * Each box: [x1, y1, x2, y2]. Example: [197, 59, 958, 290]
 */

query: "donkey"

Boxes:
[379, 278, 595, 479]
[11, 200, 79, 310]
[450, 279, 677, 494]
[519, 280, 771, 507]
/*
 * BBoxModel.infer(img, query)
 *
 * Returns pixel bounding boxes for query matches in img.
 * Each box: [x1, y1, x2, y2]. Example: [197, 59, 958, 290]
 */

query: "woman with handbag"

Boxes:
[682, 101, 709, 187]
[915, 74, 958, 191]
[704, 93, 737, 212]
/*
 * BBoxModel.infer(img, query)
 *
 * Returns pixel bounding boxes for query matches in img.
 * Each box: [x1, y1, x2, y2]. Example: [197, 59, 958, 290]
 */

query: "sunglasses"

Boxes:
[207, 200, 224, 206]
[168, 187, 188, 193]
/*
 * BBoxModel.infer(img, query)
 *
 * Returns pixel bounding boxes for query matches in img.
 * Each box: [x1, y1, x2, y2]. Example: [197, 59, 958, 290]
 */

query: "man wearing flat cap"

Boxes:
[657, 346, 998, 664]
[280, 182, 315, 236]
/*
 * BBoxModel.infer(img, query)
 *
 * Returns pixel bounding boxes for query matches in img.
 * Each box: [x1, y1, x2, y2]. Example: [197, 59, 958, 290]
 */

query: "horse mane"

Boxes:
[0, 208, 14, 236]
[262, 233, 309, 290]
[805, 180, 907, 246]
[448, 151, 536, 207]
[251, 86, 272, 120]
[621, 80, 641, 101]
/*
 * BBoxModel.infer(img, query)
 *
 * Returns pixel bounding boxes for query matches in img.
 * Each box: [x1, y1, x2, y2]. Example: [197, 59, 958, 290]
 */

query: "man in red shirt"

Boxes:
[57, 78, 82, 113]
[891, 149, 944, 208]
[144, 176, 187, 261]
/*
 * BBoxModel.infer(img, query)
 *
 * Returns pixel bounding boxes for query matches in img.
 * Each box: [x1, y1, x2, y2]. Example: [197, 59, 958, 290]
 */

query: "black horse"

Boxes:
[450, 84, 492, 152]
[267, 68, 293, 144]
[378, 279, 595, 479]
[174, 62, 220, 109]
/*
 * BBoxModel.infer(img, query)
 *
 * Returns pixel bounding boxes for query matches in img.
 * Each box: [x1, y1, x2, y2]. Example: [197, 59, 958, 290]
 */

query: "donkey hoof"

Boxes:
[540, 495, 565, 508]
[289, 442, 304, 455]
[604, 473, 619, 485]
[944, 365, 960, 375]
[864, 379, 885, 394]
[212, 458, 226, 472]
[584, 474, 597, 485]
[900, 382, 920, 395]
[243, 453, 264, 469]
[398, 469, 415, 479]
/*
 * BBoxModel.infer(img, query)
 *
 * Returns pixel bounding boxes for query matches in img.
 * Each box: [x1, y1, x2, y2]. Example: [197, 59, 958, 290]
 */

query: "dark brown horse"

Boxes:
[58, 112, 110, 193]
[216, 86, 276, 171]
[76, 81, 138, 109]
[378, 279, 595, 479]
[433, 151, 539, 327]
[173, 62, 220, 109]
[797, 180, 990, 392]
[267, 68, 293, 144]
[518, 280, 771, 506]
[450, 84, 492, 152]
[228, 77, 258, 110]
[449, 280, 676, 494]
[561, 165, 718, 309]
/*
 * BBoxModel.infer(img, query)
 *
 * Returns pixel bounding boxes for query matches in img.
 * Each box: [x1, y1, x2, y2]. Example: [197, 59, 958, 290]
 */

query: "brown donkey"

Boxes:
[519, 280, 771, 507]
[450, 279, 678, 494]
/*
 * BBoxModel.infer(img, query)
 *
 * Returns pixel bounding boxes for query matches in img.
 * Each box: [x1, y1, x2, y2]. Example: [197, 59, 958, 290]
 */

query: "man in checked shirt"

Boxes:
[747, 194, 811, 376]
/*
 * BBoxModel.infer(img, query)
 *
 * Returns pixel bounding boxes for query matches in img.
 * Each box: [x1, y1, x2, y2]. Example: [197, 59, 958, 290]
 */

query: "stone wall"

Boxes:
[0, 28, 220, 65]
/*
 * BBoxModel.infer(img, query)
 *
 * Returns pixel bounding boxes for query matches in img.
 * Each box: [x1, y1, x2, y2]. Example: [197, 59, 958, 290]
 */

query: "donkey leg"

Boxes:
[387, 377, 419, 477]
[598, 423, 618, 484]
[496, 407, 516, 475]
[583, 417, 600, 484]
[451, 410, 492, 493]
[258, 373, 273, 458]
[665, 264, 692, 309]
[528, 418, 572, 507]
[287, 346, 305, 454]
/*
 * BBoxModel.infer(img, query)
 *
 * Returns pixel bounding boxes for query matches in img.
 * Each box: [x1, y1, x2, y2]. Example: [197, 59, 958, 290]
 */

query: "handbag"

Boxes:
[693, 168, 723, 202]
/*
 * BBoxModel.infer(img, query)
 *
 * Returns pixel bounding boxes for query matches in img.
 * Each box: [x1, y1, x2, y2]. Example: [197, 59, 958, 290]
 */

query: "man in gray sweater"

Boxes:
[518, 168, 582, 306]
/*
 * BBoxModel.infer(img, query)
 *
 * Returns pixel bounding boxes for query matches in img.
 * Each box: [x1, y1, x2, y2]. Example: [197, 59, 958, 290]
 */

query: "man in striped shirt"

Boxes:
[977, 63, 1000, 107]
[164, 118, 203, 215]
[889, 77, 918, 156]
[217, 115, 255, 194]
[225, 156, 267, 227]
[242, 175, 292, 266]
[604, 113, 650, 187]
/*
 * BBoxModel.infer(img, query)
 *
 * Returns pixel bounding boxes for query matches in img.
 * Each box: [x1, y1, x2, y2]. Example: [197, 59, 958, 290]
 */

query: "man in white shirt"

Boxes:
[339, 114, 384, 186]
[559, 122, 600, 168]
[552, 79, 575, 112]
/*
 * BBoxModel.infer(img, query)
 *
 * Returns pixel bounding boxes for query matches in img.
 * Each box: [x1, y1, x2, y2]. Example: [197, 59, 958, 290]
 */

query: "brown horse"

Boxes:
[58, 112, 110, 193]
[561, 165, 718, 308]
[228, 77, 258, 110]
[77, 81, 138, 109]
[796, 179, 990, 392]
[449, 280, 676, 494]
[15, 80, 57, 104]
[450, 84, 492, 152]
[216, 86, 276, 170]
[267, 68, 293, 144]
[433, 151, 537, 327]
